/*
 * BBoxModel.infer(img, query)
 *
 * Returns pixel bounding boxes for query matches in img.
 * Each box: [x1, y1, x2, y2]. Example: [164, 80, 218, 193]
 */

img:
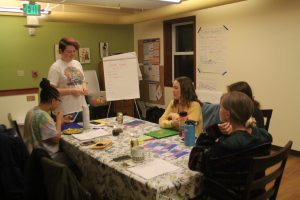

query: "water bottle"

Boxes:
[184, 120, 196, 146]
[178, 111, 188, 137]
[82, 105, 90, 129]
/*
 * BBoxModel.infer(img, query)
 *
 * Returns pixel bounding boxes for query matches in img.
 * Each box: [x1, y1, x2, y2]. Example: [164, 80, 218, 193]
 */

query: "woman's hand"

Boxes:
[218, 122, 232, 135]
[167, 112, 179, 121]
[83, 87, 88, 95]
[63, 114, 72, 124]
[171, 118, 180, 129]
[245, 117, 257, 128]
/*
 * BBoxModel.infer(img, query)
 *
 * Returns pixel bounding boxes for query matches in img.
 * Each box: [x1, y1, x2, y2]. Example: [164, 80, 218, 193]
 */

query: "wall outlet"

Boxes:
[17, 70, 24, 77]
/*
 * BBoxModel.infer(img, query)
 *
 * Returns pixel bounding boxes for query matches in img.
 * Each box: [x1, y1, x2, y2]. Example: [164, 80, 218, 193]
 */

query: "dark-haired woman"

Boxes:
[227, 81, 264, 128]
[159, 76, 203, 136]
[47, 37, 88, 121]
[203, 81, 264, 133]
[23, 78, 69, 158]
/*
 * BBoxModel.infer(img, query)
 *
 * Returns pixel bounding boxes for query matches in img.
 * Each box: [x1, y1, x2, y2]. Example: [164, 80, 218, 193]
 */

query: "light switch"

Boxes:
[17, 70, 24, 77]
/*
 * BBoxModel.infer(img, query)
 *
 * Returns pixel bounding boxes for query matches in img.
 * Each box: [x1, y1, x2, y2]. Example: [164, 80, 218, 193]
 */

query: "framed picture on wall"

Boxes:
[79, 47, 91, 64]
[100, 42, 109, 59]
[54, 44, 61, 60]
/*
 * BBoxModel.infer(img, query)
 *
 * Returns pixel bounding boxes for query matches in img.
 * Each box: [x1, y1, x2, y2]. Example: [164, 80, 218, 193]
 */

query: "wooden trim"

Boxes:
[163, 16, 196, 87]
[272, 145, 300, 157]
[0, 88, 39, 97]
[163, 20, 172, 87]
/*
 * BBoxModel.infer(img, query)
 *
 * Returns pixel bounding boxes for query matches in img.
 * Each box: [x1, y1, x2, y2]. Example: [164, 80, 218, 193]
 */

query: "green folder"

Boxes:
[145, 129, 179, 139]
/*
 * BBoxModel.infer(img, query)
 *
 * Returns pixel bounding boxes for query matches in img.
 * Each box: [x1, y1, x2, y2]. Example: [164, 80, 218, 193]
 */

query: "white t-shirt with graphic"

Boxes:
[48, 59, 87, 114]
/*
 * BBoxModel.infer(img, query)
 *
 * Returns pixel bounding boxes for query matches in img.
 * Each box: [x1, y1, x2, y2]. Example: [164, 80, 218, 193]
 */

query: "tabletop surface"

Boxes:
[61, 116, 201, 200]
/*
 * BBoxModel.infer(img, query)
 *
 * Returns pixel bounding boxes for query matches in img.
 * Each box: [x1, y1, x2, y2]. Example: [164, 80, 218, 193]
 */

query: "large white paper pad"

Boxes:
[72, 129, 110, 141]
[103, 52, 140, 101]
[127, 158, 180, 179]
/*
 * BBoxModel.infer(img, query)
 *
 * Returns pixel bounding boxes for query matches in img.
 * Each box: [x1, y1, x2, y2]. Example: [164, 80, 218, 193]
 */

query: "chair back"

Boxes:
[205, 142, 272, 187]
[8, 113, 22, 139]
[261, 109, 273, 131]
[201, 141, 291, 200]
[243, 141, 293, 200]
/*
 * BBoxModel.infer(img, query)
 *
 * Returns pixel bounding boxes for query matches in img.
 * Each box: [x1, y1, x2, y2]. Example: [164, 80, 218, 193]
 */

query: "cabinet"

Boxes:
[99, 62, 134, 117]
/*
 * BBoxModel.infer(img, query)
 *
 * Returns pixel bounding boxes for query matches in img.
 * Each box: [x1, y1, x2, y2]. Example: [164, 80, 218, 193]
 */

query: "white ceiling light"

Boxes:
[160, 0, 181, 3]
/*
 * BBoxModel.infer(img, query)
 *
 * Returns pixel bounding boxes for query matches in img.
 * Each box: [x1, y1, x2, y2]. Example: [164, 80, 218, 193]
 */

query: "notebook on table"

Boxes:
[145, 129, 179, 139]
[61, 123, 83, 131]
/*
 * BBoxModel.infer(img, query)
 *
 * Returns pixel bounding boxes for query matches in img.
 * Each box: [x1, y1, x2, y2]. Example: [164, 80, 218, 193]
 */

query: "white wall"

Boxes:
[0, 94, 38, 127]
[134, 0, 300, 150]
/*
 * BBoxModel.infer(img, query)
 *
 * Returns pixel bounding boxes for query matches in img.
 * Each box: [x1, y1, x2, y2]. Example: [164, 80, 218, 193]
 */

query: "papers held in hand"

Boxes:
[64, 112, 79, 123]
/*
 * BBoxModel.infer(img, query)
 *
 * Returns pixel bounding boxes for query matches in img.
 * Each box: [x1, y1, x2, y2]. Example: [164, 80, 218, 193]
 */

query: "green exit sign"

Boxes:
[23, 3, 41, 16]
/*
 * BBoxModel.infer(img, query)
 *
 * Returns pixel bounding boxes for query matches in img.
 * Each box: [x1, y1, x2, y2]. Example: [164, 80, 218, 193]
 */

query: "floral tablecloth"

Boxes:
[61, 116, 202, 200]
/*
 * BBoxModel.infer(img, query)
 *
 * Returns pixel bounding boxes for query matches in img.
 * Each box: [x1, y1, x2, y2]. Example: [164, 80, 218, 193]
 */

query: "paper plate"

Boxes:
[63, 128, 83, 135]
[91, 139, 112, 150]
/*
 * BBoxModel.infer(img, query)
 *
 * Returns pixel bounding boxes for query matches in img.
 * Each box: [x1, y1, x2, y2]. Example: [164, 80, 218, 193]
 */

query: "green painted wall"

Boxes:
[0, 15, 133, 90]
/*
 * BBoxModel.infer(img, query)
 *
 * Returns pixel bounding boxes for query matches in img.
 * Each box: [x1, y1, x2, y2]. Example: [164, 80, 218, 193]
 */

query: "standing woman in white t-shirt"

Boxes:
[48, 37, 88, 122]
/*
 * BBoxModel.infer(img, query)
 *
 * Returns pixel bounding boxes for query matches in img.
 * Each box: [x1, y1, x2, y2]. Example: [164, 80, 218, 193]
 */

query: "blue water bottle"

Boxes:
[184, 120, 195, 146]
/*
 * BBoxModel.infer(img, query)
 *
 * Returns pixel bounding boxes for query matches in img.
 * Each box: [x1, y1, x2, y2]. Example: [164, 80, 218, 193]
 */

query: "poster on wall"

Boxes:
[79, 48, 91, 64]
[143, 39, 160, 81]
[198, 26, 228, 74]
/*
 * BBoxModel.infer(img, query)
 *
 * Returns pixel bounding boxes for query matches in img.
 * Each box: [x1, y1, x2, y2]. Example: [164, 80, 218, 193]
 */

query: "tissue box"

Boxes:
[87, 91, 108, 106]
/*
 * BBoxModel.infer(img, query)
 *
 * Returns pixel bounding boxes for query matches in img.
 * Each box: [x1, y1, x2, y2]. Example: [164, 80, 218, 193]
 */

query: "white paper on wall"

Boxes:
[149, 83, 157, 101]
[143, 64, 159, 81]
[196, 89, 223, 104]
[199, 26, 227, 74]
[197, 78, 218, 91]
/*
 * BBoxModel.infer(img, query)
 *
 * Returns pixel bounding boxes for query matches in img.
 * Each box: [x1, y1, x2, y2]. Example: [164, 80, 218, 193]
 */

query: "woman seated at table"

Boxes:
[203, 81, 264, 132]
[23, 78, 71, 160]
[189, 91, 272, 173]
[159, 76, 203, 136]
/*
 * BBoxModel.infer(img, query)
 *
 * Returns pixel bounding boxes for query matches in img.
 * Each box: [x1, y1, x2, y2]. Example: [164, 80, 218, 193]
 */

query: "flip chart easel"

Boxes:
[103, 52, 141, 118]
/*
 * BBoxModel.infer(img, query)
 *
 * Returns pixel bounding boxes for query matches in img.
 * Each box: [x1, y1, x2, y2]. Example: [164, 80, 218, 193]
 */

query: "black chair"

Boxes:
[8, 113, 22, 139]
[25, 148, 91, 200]
[0, 126, 29, 200]
[261, 109, 273, 131]
[200, 141, 292, 200]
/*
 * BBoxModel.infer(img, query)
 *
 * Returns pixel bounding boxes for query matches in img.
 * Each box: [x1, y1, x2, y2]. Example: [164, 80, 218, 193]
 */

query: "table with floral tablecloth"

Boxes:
[61, 116, 202, 200]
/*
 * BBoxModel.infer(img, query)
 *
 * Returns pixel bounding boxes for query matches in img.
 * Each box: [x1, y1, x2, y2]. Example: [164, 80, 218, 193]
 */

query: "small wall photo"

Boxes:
[79, 48, 91, 64]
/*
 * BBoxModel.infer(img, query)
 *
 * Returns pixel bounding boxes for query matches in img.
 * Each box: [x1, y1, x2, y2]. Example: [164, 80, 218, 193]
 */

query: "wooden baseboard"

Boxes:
[0, 88, 38, 96]
[272, 145, 300, 157]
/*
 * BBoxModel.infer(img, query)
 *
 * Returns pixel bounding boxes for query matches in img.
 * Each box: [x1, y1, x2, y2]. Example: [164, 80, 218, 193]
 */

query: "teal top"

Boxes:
[23, 107, 59, 156]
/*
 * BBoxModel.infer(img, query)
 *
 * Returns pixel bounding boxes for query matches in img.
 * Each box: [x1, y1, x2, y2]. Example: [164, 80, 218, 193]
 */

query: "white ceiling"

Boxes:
[35, 0, 183, 10]
[1, 0, 246, 24]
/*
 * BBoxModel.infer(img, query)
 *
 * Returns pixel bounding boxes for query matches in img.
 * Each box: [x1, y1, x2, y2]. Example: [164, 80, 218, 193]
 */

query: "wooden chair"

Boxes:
[261, 109, 273, 131]
[200, 141, 292, 200]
